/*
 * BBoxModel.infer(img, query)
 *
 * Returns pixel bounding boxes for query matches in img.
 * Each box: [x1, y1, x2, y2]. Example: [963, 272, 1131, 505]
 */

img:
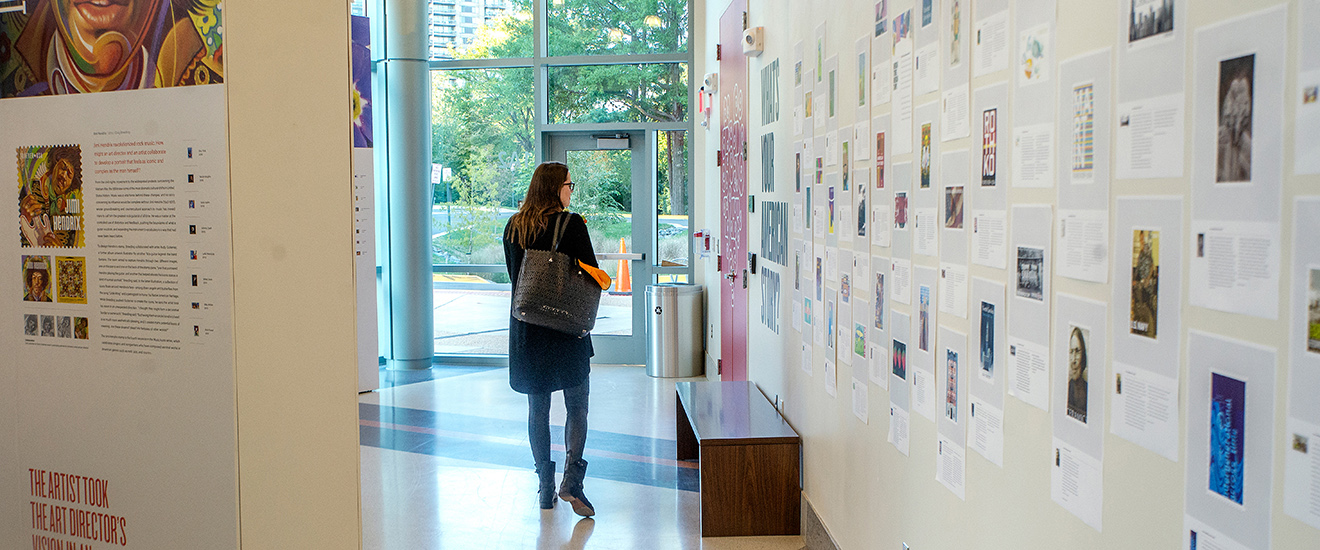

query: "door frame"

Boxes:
[543, 130, 653, 365]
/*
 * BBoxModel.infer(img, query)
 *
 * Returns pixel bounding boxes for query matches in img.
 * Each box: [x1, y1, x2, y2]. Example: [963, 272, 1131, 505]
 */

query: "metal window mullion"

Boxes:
[539, 122, 691, 132]
[691, 0, 702, 274]
[533, 0, 547, 161]
[540, 53, 690, 67]
[428, 57, 533, 70]
[647, 129, 659, 271]
[433, 264, 508, 273]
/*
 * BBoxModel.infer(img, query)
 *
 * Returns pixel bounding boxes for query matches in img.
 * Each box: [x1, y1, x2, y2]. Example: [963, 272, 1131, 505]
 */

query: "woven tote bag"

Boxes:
[511, 213, 602, 337]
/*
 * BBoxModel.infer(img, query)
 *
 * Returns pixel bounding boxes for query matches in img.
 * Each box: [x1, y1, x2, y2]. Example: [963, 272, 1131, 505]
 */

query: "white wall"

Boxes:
[227, 0, 363, 547]
[696, 0, 1316, 548]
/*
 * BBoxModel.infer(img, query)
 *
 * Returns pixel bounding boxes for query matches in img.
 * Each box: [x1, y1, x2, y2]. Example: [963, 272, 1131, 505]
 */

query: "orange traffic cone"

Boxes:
[615, 238, 632, 295]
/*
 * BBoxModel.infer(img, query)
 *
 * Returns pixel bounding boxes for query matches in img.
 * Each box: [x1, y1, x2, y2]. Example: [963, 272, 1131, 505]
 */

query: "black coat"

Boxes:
[503, 212, 599, 394]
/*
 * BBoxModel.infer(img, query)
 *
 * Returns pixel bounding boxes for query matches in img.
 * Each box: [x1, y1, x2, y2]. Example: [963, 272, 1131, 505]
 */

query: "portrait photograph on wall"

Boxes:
[1065, 325, 1089, 425]
[1215, 54, 1254, 183]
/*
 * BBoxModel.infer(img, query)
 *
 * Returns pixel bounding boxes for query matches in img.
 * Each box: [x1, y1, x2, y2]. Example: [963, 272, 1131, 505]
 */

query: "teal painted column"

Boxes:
[377, 0, 433, 369]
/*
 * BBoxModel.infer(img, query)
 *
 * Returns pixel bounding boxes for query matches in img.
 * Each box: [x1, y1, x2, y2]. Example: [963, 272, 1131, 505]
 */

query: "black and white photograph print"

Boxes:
[57, 316, 71, 338]
[1216, 54, 1254, 183]
[24, 314, 38, 336]
[1066, 325, 1089, 425]
[41, 314, 55, 337]
[1016, 246, 1044, 301]
[1128, 0, 1174, 45]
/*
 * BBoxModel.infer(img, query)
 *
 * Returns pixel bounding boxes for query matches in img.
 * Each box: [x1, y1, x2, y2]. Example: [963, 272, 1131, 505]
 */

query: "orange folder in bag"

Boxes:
[579, 261, 612, 290]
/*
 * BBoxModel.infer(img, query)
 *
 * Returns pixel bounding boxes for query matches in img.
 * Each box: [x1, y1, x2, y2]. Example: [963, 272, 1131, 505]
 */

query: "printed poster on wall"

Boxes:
[1115, 0, 1186, 179]
[2, 2, 239, 548]
[1184, 331, 1277, 550]
[1285, 198, 1320, 530]
[1110, 197, 1182, 461]
[1188, 6, 1285, 320]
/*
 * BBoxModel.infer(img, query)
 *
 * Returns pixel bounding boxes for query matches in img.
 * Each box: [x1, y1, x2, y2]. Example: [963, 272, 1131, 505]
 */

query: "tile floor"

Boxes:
[360, 364, 805, 550]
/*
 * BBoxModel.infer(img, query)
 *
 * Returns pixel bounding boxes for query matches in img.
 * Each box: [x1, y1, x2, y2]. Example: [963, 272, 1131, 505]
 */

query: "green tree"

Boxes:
[430, 0, 691, 264]
[545, 0, 689, 215]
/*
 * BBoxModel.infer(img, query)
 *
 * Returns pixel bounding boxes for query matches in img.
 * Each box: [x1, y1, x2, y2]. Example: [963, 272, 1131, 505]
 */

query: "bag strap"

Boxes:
[549, 212, 572, 252]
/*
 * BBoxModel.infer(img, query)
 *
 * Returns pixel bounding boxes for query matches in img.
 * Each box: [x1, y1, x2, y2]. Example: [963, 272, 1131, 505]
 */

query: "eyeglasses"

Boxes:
[564, 182, 576, 191]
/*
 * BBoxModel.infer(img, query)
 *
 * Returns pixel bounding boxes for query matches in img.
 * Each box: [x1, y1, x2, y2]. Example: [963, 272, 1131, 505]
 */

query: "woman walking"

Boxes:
[503, 161, 598, 516]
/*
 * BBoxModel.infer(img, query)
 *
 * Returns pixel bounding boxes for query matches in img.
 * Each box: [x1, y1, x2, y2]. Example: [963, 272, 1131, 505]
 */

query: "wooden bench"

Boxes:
[676, 380, 801, 537]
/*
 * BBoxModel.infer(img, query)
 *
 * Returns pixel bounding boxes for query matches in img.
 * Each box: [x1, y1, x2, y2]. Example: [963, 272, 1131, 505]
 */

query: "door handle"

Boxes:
[597, 253, 645, 261]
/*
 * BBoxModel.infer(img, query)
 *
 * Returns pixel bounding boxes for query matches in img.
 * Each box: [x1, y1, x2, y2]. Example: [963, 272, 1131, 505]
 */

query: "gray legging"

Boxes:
[528, 379, 589, 469]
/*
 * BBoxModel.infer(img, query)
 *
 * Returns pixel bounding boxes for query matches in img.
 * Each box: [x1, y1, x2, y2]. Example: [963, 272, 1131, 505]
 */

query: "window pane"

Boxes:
[656, 130, 690, 267]
[547, 0, 688, 57]
[565, 149, 633, 336]
[431, 68, 536, 266]
[433, 277, 511, 355]
[428, 0, 532, 60]
[547, 63, 688, 124]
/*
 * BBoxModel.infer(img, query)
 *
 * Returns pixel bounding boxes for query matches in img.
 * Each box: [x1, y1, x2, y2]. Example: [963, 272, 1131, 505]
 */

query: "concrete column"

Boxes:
[378, 0, 433, 369]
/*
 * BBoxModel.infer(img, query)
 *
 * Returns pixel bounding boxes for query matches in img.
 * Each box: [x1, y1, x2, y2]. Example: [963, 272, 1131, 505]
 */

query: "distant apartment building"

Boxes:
[429, 0, 510, 59]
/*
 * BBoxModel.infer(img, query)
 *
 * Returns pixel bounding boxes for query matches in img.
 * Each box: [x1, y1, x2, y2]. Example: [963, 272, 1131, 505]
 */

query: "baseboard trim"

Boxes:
[800, 494, 840, 550]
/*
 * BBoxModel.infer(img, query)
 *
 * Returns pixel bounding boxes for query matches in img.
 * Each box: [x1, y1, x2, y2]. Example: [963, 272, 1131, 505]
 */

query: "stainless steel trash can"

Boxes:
[646, 284, 705, 378]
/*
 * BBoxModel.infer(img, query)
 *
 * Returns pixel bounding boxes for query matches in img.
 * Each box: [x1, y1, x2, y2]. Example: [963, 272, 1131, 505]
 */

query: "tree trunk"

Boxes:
[664, 130, 688, 216]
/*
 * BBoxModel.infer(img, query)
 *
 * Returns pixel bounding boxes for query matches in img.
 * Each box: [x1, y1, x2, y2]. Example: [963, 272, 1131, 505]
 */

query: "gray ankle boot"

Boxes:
[558, 459, 594, 517]
[535, 461, 556, 509]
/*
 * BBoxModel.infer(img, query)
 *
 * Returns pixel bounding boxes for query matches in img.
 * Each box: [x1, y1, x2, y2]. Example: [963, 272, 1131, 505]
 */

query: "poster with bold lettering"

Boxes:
[2, 2, 238, 548]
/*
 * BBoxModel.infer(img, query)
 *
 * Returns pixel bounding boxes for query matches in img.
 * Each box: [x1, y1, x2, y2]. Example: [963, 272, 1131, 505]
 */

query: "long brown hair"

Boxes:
[509, 161, 570, 248]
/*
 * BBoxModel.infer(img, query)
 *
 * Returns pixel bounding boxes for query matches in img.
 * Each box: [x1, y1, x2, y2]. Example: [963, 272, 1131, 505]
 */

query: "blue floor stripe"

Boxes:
[376, 365, 498, 389]
[361, 425, 699, 492]
[360, 403, 680, 460]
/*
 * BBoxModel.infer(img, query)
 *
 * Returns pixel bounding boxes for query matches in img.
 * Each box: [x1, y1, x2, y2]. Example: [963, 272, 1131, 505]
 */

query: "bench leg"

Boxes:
[676, 390, 698, 461]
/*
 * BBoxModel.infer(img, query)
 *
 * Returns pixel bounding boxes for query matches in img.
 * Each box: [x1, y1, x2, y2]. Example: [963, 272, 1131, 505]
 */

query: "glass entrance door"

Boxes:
[545, 132, 650, 364]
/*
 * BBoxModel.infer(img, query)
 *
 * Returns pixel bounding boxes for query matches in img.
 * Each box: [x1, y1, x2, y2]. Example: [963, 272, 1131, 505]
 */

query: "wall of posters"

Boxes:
[698, 1, 1319, 548]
